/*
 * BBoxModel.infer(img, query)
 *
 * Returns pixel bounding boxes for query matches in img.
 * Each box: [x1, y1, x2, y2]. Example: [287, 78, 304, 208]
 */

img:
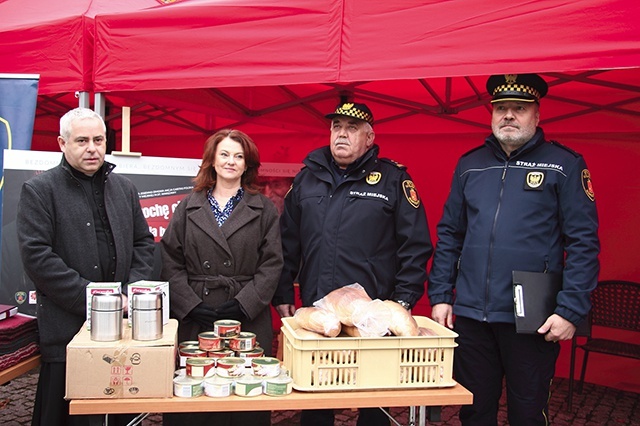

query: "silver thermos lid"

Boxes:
[90, 293, 123, 342]
[131, 292, 163, 341]
[131, 292, 163, 310]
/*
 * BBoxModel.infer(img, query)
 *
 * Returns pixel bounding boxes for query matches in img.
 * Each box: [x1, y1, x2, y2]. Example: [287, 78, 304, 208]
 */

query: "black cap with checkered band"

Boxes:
[325, 102, 374, 125]
[486, 73, 548, 103]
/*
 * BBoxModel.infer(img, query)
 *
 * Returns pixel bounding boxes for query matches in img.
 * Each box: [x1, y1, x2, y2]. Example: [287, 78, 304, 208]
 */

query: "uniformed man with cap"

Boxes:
[273, 102, 433, 426]
[428, 74, 600, 425]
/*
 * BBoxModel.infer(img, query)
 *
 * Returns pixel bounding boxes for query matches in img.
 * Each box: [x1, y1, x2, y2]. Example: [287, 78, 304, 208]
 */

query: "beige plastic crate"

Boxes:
[281, 315, 457, 391]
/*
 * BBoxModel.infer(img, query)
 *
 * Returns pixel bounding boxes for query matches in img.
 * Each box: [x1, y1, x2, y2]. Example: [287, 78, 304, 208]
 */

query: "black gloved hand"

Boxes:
[216, 299, 246, 322]
[188, 303, 218, 329]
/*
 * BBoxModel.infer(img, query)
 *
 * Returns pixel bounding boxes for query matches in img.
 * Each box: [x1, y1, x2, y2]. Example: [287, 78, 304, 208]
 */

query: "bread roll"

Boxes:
[340, 324, 363, 337]
[314, 283, 372, 326]
[382, 300, 420, 336]
[293, 307, 341, 337]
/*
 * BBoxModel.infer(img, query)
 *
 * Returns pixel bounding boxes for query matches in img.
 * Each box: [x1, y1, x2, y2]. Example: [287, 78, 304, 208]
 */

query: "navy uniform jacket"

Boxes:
[428, 128, 600, 325]
[273, 144, 432, 308]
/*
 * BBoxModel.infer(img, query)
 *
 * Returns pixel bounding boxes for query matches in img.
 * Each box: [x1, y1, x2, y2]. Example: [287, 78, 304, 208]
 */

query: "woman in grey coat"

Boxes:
[161, 129, 283, 426]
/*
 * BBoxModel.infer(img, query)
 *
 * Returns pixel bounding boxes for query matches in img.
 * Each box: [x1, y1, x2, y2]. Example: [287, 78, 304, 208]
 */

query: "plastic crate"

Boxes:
[281, 315, 457, 391]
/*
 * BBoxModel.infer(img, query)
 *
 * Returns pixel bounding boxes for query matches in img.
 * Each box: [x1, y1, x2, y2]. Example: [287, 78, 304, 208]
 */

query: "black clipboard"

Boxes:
[512, 270, 562, 334]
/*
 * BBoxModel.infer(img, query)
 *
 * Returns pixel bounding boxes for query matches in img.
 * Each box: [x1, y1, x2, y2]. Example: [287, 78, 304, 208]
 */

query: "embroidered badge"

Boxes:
[15, 291, 27, 304]
[582, 169, 595, 201]
[366, 172, 381, 185]
[402, 180, 421, 208]
[524, 171, 545, 190]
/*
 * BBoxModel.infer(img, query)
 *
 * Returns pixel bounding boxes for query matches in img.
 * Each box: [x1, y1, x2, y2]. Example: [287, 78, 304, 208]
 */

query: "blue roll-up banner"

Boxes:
[0, 74, 39, 185]
[0, 74, 39, 312]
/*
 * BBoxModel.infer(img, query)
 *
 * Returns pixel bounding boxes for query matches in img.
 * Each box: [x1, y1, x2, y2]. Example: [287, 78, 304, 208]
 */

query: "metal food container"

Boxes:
[131, 292, 163, 341]
[90, 293, 123, 341]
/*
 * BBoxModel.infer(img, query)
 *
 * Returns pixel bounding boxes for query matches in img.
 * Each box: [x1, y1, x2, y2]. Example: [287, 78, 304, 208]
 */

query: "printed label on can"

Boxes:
[186, 358, 216, 378]
[251, 357, 281, 377]
[234, 376, 263, 397]
[214, 320, 241, 338]
[229, 332, 256, 352]
[203, 376, 234, 398]
[208, 349, 235, 358]
[198, 332, 223, 351]
[264, 376, 293, 396]
[216, 357, 246, 377]
[173, 376, 203, 398]
[179, 347, 207, 367]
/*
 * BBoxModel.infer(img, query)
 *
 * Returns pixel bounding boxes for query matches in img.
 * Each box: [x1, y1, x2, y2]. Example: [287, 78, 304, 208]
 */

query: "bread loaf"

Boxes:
[340, 324, 363, 337]
[314, 283, 372, 326]
[293, 307, 341, 337]
[382, 300, 420, 336]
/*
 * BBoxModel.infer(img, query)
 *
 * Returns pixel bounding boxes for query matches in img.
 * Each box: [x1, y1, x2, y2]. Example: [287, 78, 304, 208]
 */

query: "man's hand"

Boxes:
[537, 313, 576, 342]
[275, 304, 296, 318]
[431, 303, 454, 329]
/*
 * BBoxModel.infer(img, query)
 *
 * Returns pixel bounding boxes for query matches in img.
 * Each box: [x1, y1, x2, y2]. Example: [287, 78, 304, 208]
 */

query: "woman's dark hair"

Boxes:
[193, 129, 261, 193]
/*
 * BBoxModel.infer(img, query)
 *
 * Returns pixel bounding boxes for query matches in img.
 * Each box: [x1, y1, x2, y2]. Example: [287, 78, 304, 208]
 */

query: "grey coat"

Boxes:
[17, 157, 155, 362]
[160, 190, 283, 353]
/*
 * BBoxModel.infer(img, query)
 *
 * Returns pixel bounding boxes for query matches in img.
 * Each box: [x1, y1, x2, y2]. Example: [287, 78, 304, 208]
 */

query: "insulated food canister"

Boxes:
[90, 293, 123, 341]
[131, 292, 163, 341]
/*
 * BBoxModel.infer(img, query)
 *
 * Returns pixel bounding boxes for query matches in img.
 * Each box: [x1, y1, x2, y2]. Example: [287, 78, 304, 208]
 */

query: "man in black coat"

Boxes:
[17, 107, 155, 426]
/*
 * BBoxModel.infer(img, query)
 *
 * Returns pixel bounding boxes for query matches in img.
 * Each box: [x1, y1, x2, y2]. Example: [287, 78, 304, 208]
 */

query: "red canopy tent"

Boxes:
[2, 0, 639, 391]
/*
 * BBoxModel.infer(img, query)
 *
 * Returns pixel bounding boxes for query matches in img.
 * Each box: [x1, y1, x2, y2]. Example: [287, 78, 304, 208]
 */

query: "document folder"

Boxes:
[512, 270, 562, 334]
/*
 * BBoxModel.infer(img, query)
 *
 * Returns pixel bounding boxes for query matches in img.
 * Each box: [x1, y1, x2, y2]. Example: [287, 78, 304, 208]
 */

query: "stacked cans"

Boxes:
[173, 319, 291, 398]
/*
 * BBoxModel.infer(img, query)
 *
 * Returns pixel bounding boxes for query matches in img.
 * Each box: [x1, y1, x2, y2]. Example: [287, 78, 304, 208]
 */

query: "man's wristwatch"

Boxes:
[396, 300, 411, 310]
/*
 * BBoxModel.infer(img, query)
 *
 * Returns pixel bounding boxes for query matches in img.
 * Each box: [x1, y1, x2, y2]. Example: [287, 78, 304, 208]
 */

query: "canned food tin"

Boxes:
[236, 347, 265, 367]
[234, 375, 263, 397]
[174, 368, 187, 378]
[186, 357, 216, 378]
[213, 319, 241, 338]
[203, 376, 234, 398]
[264, 375, 293, 396]
[179, 347, 207, 367]
[179, 340, 200, 349]
[198, 331, 223, 351]
[208, 349, 235, 359]
[229, 332, 256, 352]
[173, 376, 203, 398]
[251, 357, 281, 377]
[216, 357, 246, 378]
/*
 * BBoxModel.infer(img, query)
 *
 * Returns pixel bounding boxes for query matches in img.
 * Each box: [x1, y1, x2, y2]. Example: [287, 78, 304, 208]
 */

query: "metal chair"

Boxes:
[567, 280, 640, 410]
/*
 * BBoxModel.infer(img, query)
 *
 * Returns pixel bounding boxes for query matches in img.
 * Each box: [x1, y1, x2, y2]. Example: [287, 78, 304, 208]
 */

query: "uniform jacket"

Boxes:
[160, 190, 283, 351]
[17, 157, 155, 362]
[273, 144, 432, 308]
[428, 129, 600, 325]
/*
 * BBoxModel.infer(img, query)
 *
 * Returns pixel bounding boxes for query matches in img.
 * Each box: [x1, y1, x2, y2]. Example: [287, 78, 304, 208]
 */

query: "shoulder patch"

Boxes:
[380, 158, 407, 170]
[550, 140, 580, 158]
[581, 169, 595, 201]
[402, 180, 421, 208]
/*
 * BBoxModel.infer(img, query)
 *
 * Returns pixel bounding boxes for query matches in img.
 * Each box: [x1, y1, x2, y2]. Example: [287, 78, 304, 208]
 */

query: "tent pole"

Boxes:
[77, 91, 90, 109]
[94, 93, 106, 120]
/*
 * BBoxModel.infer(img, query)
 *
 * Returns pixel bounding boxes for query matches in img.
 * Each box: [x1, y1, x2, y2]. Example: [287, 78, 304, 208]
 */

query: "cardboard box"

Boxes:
[127, 281, 170, 327]
[86, 282, 121, 330]
[66, 318, 177, 399]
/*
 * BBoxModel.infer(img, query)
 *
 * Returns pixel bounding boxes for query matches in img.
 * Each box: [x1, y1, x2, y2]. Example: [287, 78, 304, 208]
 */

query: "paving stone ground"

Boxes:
[1, 367, 638, 425]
